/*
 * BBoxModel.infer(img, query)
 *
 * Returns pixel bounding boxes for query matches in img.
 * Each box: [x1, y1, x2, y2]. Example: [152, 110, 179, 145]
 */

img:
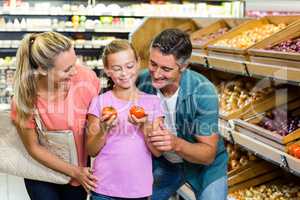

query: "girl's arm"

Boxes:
[86, 115, 107, 157]
[14, 123, 97, 192]
[86, 114, 116, 157]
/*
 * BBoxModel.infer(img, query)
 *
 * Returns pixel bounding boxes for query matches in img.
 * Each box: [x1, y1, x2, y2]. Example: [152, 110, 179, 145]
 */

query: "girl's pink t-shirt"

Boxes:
[88, 90, 164, 198]
[11, 65, 100, 186]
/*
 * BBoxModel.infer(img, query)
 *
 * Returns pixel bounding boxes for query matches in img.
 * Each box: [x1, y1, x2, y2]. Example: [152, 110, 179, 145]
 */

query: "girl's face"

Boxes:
[46, 48, 77, 90]
[105, 49, 139, 89]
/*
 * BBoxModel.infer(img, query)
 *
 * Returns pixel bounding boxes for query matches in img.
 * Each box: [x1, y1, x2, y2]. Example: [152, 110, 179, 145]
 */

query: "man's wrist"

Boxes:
[141, 121, 151, 131]
[174, 136, 183, 152]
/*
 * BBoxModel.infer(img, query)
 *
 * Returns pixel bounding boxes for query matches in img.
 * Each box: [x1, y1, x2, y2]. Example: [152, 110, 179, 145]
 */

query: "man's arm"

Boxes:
[149, 129, 218, 165]
[175, 134, 218, 165]
[149, 86, 220, 165]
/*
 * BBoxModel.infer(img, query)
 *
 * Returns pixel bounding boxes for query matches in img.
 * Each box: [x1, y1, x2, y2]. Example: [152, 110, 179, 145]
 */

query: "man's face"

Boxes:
[148, 48, 182, 90]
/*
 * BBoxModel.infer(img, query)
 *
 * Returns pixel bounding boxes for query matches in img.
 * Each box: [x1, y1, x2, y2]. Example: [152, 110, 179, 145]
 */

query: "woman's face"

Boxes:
[105, 49, 139, 89]
[47, 48, 77, 90]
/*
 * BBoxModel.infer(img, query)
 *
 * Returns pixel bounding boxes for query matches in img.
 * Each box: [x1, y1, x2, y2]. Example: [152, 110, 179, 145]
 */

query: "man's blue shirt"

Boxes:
[137, 69, 228, 193]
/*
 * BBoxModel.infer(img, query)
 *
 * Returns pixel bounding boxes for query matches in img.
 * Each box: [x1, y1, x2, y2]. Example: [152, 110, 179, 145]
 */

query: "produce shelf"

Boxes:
[207, 56, 246, 75]
[246, 62, 300, 83]
[190, 51, 207, 66]
[191, 51, 300, 84]
[219, 121, 300, 178]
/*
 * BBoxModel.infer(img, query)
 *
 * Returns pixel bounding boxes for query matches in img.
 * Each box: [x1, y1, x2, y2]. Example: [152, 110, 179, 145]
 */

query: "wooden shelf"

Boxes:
[190, 51, 207, 66]
[219, 120, 300, 177]
[191, 51, 300, 83]
[246, 62, 300, 83]
[207, 56, 246, 75]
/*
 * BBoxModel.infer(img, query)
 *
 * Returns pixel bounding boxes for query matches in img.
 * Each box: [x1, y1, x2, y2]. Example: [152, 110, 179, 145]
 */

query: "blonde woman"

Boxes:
[11, 32, 99, 200]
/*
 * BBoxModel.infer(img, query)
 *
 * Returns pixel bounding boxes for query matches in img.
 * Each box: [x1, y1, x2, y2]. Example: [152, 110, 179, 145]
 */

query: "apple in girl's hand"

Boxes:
[102, 106, 117, 119]
[130, 106, 146, 119]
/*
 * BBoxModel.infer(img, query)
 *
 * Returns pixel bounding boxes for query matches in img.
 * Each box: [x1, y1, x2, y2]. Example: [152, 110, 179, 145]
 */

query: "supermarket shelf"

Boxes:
[207, 56, 246, 75]
[191, 51, 300, 84]
[0, 28, 133, 34]
[0, 12, 242, 18]
[0, 47, 103, 52]
[190, 51, 207, 66]
[0, 48, 104, 58]
[219, 120, 300, 177]
[0, 0, 244, 18]
[246, 62, 300, 84]
[0, 104, 10, 111]
[0, 11, 144, 18]
[0, 48, 18, 54]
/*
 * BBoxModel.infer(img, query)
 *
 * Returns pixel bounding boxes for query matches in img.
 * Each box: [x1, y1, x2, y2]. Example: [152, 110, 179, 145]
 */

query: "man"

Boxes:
[137, 28, 228, 200]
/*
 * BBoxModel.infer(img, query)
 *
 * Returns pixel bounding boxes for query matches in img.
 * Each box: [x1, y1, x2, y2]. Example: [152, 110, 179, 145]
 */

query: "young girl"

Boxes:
[87, 39, 164, 200]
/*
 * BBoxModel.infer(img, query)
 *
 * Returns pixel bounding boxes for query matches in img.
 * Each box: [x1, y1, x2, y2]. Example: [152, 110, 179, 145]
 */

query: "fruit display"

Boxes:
[226, 142, 257, 171]
[73, 36, 116, 49]
[0, 16, 141, 31]
[218, 79, 274, 114]
[246, 10, 300, 18]
[130, 106, 146, 119]
[102, 106, 118, 119]
[229, 182, 300, 200]
[212, 23, 286, 49]
[1, 1, 244, 18]
[288, 143, 300, 159]
[79, 56, 103, 69]
[258, 107, 300, 136]
[266, 37, 300, 53]
[192, 27, 229, 46]
[0, 37, 116, 49]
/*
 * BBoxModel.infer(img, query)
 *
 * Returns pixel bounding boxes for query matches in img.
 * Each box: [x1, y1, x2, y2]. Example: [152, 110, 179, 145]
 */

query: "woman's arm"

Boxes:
[14, 123, 97, 192]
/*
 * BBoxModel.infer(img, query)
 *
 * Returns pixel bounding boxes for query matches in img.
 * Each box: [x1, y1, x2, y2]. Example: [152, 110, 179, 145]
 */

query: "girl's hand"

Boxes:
[72, 166, 98, 193]
[128, 113, 148, 127]
[100, 113, 117, 133]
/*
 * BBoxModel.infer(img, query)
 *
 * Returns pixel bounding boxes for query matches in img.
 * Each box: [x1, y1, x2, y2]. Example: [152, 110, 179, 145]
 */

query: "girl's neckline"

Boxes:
[110, 89, 144, 103]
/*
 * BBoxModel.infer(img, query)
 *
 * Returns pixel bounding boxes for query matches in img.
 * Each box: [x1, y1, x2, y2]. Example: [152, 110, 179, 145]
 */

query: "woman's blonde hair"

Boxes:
[14, 31, 72, 128]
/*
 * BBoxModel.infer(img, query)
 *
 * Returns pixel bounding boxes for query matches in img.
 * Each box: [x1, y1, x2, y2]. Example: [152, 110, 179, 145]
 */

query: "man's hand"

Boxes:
[148, 123, 181, 152]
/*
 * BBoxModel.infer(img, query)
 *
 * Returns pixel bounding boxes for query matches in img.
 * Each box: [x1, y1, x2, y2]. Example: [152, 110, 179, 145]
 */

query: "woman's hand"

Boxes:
[72, 166, 98, 193]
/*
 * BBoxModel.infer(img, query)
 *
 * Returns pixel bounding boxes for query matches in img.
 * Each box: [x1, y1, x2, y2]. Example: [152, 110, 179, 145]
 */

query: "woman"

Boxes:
[11, 32, 99, 200]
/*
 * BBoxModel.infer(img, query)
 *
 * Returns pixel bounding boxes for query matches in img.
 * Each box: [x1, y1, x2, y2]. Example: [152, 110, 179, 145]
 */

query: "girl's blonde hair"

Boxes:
[102, 39, 139, 68]
[14, 31, 72, 128]
[101, 39, 139, 92]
